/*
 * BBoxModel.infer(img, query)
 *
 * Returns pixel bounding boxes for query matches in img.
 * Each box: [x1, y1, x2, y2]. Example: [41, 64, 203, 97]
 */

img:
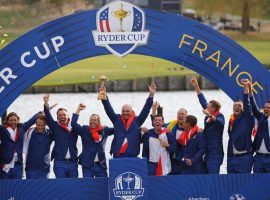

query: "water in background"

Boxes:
[9, 90, 234, 177]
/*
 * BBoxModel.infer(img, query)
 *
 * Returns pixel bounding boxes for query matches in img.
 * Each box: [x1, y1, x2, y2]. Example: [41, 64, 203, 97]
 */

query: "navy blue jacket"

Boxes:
[25, 128, 53, 172]
[181, 132, 206, 164]
[102, 97, 153, 158]
[250, 96, 270, 152]
[227, 94, 254, 157]
[141, 129, 176, 161]
[0, 113, 39, 165]
[44, 105, 78, 162]
[198, 93, 225, 156]
[71, 114, 114, 168]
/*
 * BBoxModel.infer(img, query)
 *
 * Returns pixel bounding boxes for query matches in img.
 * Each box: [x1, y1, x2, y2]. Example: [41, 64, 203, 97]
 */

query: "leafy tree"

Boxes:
[187, 0, 269, 33]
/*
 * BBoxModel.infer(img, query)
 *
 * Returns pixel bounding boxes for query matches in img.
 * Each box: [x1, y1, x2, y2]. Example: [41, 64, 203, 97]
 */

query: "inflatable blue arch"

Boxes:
[1, 1, 270, 200]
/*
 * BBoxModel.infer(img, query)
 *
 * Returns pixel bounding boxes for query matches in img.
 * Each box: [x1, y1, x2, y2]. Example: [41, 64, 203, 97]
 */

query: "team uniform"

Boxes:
[141, 128, 176, 176]
[250, 96, 270, 173]
[178, 126, 206, 175]
[44, 106, 79, 178]
[227, 94, 254, 174]
[71, 113, 114, 177]
[23, 127, 53, 179]
[0, 114, 39, 179]
[198, 93, 225, 174]
[102, 97, 153, 158]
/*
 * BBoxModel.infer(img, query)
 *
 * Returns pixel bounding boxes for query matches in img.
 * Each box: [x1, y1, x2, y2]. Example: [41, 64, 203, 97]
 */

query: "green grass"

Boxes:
[36, 55, 193, 86]
[238, 41, 270, 65]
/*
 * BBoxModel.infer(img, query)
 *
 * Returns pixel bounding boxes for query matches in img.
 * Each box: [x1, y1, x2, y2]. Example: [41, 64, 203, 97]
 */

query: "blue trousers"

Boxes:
[227, 154, 253, 174]
[26, 169, 49, 179]
[205, 154, 224, 174]
[169, 159, 181, 175]
[0, 163, 22, 179]
[148, 162, 157, 176]
[53, 160, 78, 178]
[181, 161, 206, 175]
[82, 164, 107, 178]
[253, 154, 270, 173]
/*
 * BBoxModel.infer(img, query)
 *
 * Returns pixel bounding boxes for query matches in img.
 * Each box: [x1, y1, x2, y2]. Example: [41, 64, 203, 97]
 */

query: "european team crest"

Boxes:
[92, 0, 149, 57]
[113, 172, 144, 200]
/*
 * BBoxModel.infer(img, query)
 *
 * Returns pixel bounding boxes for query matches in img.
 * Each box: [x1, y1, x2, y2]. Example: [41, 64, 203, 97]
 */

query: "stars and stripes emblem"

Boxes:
[93, 0, 149, 57]
[99, 8, 111, 32]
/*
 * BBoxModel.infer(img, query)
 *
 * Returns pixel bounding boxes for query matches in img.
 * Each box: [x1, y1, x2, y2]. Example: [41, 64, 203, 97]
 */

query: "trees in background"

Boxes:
[187, 0, 270, 33]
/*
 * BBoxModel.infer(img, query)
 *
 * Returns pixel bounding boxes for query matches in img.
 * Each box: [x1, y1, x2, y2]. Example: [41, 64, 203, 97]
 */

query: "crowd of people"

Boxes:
[0, 77, 270, 179]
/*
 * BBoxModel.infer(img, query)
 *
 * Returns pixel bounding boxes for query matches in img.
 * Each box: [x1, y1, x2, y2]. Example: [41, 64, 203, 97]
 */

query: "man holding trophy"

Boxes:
[98, 75, 156, 158]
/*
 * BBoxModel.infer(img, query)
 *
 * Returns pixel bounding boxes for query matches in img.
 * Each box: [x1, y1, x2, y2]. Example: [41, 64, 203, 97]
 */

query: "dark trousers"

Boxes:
[82, 163, 107, 178]
[227, 154, 253, 174]
[169, 159, 181, 175]
[53, 160, 78, 178]
[26, 169, 49, 179]
[205, 154, 224, 174]
[0, 163, 23, 179]
[181, 161, 206, 175]
[148, 162, 157, 176]
[253, 154, 270, 173]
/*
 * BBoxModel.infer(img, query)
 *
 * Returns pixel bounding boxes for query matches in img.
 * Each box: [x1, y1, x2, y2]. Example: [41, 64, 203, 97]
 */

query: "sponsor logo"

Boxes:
[188, 197, 210, 200]
[229, 194, 246, 200]
[113, 172, 144, 200]
[92, 0, 149, 57]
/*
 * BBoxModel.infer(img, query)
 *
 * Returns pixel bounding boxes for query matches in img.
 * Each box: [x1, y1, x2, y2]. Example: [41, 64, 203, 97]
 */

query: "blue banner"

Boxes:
[1, 158, 270, 200]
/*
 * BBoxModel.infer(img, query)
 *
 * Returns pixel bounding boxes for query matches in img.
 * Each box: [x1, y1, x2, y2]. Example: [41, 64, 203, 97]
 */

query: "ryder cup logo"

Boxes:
[113, 172, 144, 200]
[229, 194, 246, 200]
[92, 0, 149, 57]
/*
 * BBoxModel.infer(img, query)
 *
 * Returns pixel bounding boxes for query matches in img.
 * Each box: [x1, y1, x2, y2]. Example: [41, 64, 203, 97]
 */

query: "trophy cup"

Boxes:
[112, 3, 131, 32]
[98, 75, 108, 100]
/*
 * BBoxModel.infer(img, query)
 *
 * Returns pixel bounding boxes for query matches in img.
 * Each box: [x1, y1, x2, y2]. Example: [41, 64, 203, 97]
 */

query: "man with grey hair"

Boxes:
[100, 82, 156, 158]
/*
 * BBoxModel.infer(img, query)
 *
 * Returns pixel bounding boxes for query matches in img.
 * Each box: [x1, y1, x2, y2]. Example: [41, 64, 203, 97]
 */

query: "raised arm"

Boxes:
[104, 126, 114, 136]
[43, 94, 56, 129]
[100, 86, 117, 123]
[21, 112, 40, 131]
[249, 82, 262, 119]
[191, 77, 208, 109]
[242, 79, 252, 116]
[137, 82, 156, 125]
[71, 103, 86, 135]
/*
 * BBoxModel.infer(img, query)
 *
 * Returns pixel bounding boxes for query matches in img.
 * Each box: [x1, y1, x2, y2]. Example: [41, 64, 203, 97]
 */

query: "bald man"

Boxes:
[100, 82, 156, 158]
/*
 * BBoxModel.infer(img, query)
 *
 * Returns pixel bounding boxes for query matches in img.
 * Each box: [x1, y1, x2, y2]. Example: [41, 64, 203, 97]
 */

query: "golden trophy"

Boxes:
[112, 3, 131, 32]
[98, 75, 108, 100]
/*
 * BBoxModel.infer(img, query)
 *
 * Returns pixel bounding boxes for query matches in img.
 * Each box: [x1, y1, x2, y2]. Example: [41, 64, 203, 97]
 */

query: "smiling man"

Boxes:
[227, 79, 254, 174]
[71, 103, 114, 177]
[150, 102, 187, 175]
[43, 95, 79, 178]
[141, 115, 176, 176]
[249, 82, 270, 173]
[100, 82, 156, 158]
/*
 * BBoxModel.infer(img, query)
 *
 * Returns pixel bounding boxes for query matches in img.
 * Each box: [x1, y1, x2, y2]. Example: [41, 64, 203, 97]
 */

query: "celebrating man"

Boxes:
[191, 77, 225, 174]
[227, 79, 254, 174]
[71, 103, 114, 177]
[100, 82, 156, 158]
[43, 95, 79, 178]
